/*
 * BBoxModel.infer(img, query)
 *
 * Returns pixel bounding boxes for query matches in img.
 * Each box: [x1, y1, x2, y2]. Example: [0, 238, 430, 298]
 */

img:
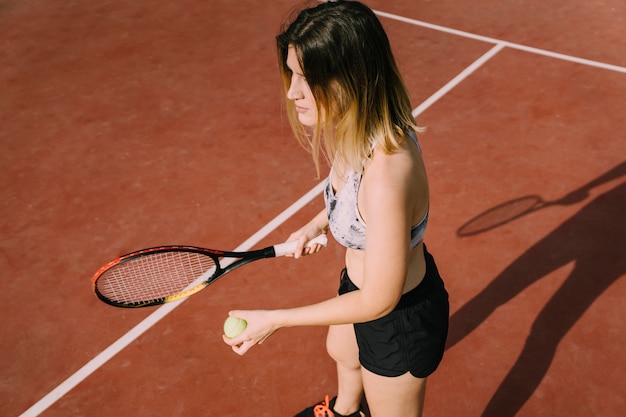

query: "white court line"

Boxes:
[375, 10, 626, 74]
[19, 181, 326, 417]
[376, 9, 502, 45]
[502, 42, 626, 74]
[413, 43, 506, 117]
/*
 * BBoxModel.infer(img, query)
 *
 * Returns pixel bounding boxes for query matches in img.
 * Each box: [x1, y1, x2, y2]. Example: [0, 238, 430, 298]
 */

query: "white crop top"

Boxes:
[323, 133, 428, 251]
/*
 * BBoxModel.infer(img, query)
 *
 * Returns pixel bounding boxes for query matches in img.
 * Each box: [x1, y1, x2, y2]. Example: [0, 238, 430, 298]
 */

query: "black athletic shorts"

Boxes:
[338, 245, 449, 378]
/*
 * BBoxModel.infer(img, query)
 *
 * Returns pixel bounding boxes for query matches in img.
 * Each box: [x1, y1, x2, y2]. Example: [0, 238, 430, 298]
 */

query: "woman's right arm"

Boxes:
[287, 208, 329, 258]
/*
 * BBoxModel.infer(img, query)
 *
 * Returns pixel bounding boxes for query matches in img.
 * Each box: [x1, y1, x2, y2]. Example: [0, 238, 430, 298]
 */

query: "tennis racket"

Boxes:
[92, 234, 327, 308]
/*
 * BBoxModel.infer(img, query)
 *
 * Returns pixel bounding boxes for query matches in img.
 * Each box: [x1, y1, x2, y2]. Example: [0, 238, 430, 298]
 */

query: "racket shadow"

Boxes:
[456, 192, 589, 237]
[456, 161, 626, 237]
[457, 195, 547, 236]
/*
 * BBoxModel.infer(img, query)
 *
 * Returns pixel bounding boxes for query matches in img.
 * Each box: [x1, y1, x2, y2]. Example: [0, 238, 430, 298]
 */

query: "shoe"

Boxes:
[294, 395, 363, 417]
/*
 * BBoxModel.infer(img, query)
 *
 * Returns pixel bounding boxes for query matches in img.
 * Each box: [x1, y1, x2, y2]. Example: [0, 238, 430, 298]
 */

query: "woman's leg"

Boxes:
[361, 369, 427, 417]
[326, 323, 364, 415]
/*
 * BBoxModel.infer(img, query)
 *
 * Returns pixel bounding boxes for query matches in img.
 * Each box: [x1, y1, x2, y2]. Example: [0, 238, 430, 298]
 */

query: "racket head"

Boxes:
[457, 195, 544, 236]
[92, 246, 220, 308]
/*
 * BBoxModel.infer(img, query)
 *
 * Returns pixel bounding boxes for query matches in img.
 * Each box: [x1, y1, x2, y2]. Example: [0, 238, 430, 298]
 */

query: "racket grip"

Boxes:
[273, 234, 328, 257]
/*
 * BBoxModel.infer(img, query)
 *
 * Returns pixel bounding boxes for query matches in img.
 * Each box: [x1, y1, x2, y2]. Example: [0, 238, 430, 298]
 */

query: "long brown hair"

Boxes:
[277, 1, 420, 176]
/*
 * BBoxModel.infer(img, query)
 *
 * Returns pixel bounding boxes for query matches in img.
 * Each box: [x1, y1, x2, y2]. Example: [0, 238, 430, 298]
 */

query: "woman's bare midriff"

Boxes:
[344, 241, 427, 294]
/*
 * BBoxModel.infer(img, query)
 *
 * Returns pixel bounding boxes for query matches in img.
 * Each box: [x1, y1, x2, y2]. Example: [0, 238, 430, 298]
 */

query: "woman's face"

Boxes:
[286, 46, 318, 126]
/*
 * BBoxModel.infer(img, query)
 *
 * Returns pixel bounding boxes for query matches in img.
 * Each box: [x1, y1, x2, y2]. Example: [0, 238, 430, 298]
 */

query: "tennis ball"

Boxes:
[223, 316, 247, 338]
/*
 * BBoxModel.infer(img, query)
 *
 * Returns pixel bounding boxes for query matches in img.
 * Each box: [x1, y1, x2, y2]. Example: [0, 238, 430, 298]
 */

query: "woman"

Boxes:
[223, 2, 449, 416]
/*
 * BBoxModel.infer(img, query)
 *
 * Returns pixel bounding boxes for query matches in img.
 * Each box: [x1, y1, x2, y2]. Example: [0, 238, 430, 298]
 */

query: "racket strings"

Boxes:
[97, 252, 216, 303]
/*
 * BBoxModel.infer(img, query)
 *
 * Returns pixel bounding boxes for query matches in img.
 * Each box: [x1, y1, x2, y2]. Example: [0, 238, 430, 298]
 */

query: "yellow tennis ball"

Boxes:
[223, 317, 247, 338]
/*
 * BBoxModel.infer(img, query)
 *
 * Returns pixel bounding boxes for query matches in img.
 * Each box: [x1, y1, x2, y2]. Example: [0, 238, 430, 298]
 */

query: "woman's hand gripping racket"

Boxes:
[92, 234, 327, 308]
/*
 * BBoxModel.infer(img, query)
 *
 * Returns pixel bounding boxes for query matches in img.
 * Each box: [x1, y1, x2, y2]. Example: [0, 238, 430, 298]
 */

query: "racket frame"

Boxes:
[92, 235, 327, 308]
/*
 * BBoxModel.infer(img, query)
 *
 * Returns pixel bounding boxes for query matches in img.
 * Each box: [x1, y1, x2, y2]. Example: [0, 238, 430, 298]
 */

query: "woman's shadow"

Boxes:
[447, 161, 626, 417]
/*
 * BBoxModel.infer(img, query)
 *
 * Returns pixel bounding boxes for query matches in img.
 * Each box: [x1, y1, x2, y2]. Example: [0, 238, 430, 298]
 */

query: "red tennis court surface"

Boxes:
[1, 1, 624, 416]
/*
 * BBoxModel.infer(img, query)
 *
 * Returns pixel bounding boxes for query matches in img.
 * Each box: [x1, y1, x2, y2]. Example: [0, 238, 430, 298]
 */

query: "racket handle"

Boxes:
[273, 234, 328, 257]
